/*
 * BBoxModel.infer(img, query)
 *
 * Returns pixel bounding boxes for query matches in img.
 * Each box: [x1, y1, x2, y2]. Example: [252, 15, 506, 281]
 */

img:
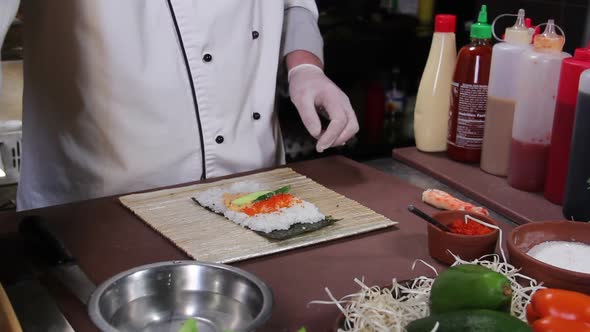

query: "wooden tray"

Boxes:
[393, 147, 563, 224]
[120, 168, 397, 263]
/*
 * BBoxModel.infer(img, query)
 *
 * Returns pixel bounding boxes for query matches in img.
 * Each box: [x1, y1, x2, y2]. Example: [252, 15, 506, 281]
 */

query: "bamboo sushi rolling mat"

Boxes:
[119, 168, 398, 263]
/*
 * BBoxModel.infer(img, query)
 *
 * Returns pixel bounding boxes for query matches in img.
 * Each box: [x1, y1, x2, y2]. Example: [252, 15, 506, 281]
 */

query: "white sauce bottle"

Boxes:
[508, 20, 570, 192]
[480, 9, 532, 176]
[414, 14, 457, 152]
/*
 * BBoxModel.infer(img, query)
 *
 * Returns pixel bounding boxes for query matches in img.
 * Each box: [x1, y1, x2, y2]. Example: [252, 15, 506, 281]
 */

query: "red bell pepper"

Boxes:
[531, 316, 590, 332]
[526, 288, 590, 332]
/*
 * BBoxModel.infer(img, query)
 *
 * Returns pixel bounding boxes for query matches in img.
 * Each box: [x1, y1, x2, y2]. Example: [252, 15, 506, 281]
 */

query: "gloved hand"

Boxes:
[288, 64, 359, 153]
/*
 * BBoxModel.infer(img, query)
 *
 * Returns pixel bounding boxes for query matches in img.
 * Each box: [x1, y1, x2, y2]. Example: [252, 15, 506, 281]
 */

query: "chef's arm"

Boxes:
[283, 1, 360, 153]
[282, 2, 324, 70]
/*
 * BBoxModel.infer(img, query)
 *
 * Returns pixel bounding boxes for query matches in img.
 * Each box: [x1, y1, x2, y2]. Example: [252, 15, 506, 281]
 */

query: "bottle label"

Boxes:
[385, 88, 405, 115]
[448, 82, 488, 149]
[384, 88, 405, 144]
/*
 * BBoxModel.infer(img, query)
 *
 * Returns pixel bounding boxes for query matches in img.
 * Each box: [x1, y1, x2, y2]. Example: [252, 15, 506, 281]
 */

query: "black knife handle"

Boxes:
[19, 215, 75, 266]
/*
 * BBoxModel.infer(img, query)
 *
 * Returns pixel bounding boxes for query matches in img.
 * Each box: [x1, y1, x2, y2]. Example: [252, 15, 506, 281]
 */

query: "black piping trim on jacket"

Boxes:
[166, 0, 207, 180]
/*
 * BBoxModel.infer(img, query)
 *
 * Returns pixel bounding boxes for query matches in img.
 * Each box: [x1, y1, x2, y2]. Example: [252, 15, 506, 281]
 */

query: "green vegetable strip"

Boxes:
[252, 185, 292, 203]
[178, 318, 198, 332]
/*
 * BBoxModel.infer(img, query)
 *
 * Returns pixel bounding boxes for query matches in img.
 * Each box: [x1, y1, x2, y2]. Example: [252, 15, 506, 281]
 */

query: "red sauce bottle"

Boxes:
[447, 5, 493, 163]
[507, 20, 569, 192]
[544, 43, 590, 204]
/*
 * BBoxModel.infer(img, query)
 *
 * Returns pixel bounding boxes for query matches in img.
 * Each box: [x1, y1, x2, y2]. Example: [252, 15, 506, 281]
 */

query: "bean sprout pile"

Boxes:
[310, 216, 544, 332]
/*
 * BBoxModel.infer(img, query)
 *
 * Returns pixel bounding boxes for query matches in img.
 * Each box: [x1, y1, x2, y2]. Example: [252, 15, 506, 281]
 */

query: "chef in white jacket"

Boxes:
[1, 1, 358, 210]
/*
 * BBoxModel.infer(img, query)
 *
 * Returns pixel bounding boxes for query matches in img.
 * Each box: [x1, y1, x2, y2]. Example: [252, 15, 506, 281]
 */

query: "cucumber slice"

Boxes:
[251, 185, 292, 203]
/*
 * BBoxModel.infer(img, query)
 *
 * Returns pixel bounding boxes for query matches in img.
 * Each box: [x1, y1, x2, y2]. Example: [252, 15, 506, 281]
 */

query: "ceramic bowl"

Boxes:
[507, 221, 590, 294]
[427, 211, 499, 265]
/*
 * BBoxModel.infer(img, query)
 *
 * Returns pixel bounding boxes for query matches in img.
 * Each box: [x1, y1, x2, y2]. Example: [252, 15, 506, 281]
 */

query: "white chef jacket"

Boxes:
[15, 0, 324, 210]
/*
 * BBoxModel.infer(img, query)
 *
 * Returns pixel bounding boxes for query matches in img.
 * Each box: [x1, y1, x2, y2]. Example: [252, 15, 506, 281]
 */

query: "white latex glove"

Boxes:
[288, 64, 359, 153]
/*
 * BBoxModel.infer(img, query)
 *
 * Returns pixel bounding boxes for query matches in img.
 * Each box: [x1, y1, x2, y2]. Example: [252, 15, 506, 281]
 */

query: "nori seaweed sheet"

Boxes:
[254, 216, 338, 240]
[191, 197, 338, 240]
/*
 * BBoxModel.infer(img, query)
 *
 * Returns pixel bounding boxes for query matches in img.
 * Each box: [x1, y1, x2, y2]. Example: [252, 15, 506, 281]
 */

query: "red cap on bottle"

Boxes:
[557, 42, 590, 106]
[573, 41, 590, 62]
[434, 14, 456, 33]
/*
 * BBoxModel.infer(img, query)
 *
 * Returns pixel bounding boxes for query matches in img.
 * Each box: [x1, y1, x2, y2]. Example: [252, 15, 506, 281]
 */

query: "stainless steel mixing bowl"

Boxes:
[88, 261, 273, 332]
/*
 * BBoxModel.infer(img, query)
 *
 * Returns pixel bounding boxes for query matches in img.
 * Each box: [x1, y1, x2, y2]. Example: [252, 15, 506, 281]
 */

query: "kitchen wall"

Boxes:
[1, 3, 23, 122]
[0, 61, 23, 122]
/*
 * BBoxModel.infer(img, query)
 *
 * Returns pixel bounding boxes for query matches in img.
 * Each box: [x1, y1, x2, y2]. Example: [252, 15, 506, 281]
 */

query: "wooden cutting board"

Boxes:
[120, 168, 397, 263]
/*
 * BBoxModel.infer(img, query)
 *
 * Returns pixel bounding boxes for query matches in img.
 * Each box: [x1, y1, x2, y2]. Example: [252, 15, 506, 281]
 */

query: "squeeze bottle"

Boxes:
[414, 14, 457, 152]
[507, 20, 570, 192]
[563, 69, 590, 221]
[544, 42, 590, 204]
[480, 9, 532, 176]
[447, 5, 492, 163]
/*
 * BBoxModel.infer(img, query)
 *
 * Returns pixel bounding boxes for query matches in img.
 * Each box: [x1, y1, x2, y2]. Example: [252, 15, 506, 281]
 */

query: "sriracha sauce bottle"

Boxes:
[447, 5, 493, 163]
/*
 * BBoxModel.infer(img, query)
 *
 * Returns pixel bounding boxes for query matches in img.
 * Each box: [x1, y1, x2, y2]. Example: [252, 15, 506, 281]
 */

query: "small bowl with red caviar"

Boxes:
[427, 211, 499, 265]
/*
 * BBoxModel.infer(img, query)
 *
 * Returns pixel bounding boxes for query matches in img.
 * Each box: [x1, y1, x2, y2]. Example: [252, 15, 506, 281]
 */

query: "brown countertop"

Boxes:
[0, 156, 515, 331]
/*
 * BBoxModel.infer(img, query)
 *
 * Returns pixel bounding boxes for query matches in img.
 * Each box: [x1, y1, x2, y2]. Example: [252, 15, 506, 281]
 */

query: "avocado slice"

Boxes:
[231, 191, 272, 207]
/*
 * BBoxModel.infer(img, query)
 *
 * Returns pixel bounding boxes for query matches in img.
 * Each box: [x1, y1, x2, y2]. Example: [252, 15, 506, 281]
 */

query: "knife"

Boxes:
[19, 215, 96, 305]
[6, 278, 75, 332]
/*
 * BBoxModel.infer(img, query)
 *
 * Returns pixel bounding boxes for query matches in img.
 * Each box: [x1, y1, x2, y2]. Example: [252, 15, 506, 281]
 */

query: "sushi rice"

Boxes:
[193, 181, 326, 233]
